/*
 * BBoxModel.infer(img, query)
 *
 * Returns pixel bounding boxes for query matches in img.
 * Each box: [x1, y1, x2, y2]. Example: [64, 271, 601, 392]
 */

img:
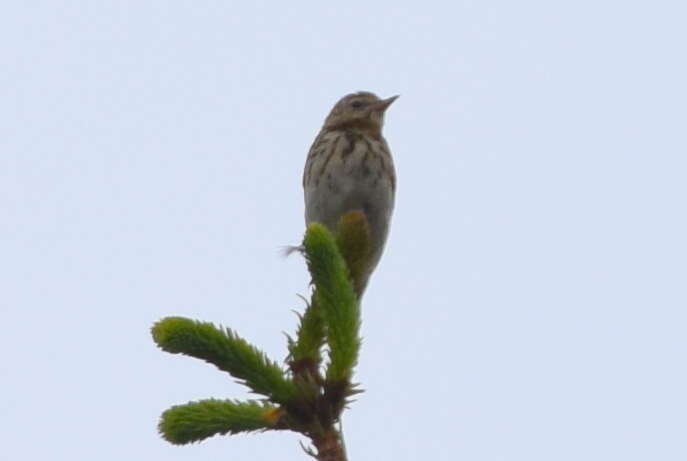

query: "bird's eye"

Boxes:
[350, 100, 365, 109]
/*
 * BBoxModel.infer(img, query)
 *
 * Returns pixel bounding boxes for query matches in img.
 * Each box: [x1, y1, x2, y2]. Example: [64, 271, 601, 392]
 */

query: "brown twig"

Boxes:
[311, 427, 346, 461]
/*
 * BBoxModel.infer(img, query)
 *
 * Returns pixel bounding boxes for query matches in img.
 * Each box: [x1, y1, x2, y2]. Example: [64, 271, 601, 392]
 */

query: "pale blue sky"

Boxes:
[2, 2, 686, 460]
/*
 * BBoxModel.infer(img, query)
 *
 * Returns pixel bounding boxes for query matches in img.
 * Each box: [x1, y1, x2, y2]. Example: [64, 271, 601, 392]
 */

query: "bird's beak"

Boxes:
[372, 95, 400, 112]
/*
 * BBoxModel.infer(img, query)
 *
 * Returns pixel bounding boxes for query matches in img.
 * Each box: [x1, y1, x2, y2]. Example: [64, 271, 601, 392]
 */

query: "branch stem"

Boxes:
[312, 428, 347, 461]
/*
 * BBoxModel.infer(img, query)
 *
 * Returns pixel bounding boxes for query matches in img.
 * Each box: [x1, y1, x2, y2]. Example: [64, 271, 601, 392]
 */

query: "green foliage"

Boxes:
[288, 296, 325, 366]
[159, 399, 279, 445]
[303, 223, 361, 384]
[335, 210, 372, 296]
[152, 317, 296, 403]
[153, 222, 370, 460]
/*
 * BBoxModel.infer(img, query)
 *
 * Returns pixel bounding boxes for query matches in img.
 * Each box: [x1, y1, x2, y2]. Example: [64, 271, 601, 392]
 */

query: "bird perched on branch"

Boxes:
[303, 91, 398, 296]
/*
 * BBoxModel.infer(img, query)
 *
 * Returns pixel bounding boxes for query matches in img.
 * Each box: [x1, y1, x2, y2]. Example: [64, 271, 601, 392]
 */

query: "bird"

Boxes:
[303, 91, 398, 296]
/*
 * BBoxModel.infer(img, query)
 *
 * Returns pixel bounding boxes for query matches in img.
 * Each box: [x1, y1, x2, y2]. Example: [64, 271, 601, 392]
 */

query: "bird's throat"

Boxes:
[326, 119, 382, 139]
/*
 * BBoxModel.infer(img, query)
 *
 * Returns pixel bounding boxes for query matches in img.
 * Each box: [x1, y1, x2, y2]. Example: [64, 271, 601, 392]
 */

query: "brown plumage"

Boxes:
[303, 91, 398, 296]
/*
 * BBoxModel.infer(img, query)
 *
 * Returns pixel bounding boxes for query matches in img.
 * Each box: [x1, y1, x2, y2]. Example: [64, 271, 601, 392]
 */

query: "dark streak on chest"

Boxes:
[315, 134, 342, 186]
[341, 131, 357, 164]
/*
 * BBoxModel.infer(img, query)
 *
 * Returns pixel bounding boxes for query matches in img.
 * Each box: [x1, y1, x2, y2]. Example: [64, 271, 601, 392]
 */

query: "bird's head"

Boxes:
[323, 91, 399, 136]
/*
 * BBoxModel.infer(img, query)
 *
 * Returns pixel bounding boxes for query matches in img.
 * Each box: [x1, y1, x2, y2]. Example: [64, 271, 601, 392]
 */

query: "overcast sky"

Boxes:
[2, 2, 686, 460]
